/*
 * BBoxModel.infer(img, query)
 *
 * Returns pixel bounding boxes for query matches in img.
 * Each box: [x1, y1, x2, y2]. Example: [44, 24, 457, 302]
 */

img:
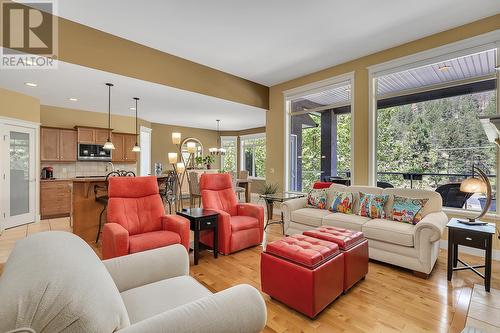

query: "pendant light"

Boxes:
[209, 119, 226, 156]
[132, 97, 141, 152]
[103, 83, 115, 150]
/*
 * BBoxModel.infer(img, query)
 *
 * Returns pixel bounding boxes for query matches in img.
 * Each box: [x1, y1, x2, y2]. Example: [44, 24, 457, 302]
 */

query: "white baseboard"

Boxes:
[440, 240, 500, 261]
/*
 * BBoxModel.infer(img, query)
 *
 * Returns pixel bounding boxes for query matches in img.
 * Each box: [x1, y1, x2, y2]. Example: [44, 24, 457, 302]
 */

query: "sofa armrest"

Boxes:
[415, 211, 448, 244]
[118, 284, 266, 333]
[162, 215, 190, 252]
[102, 222, 130, 260]
[237, 203, 265, 239]
[281, 197, 307, 221]
[103, 244, 189, 293]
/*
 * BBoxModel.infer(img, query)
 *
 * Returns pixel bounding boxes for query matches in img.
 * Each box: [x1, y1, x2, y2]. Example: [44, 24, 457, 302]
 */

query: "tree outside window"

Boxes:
[241, 134, 266, 178]
[221, 137, 237, 173]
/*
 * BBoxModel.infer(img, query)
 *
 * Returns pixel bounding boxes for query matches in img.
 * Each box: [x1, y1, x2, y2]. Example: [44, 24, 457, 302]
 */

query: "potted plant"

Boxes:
[194, 156, 204, 169]
[262, 183, 279, 195]
[203, 155, 215, 169]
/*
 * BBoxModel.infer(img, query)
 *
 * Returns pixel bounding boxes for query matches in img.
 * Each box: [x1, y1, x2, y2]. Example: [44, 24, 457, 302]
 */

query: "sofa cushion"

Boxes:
[231, 215, 259, 232]
[329, 191, 354, 214]
[291, 208, 332, 227]
[322, 213, 371, 231]
[382, 188, 443, 219]
[339, 186, 383, 214]
[392, 195, 428, 225]
[121, 276, 212, 324]
[0, 232, 130, 333]
[362, 219, 415, 247]
[129, 230, 181, 254]
[358, 192, 389, 218]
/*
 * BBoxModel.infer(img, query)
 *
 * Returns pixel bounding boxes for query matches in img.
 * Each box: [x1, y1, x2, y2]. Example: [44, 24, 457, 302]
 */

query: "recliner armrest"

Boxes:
[415, 211, 448, 243]
[118, 284, 267, 333]
[162, 215, 190, 252]
[103, 244, 189, 293]
[102, 222, 130, 260]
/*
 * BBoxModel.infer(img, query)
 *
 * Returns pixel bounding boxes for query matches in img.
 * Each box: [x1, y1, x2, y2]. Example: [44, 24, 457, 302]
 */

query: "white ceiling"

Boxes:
[52, 0, 500, 86]
[0, 56, 266, 130]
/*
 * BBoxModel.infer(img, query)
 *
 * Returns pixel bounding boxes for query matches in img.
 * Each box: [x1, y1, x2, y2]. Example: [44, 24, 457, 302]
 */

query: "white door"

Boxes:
[0, 125, 36, 229]
[140, 126, 152, 176]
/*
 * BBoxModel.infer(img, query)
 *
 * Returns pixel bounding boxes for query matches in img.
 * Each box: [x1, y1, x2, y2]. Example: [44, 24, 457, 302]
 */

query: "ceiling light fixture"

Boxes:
[132, 97, 141, 152]
[438, 65, 451, 71]
[103, 83, 115, 150]
[68, 98, 78, 102]
[209, 119, 226, 156]
[24, 82, 37, 87]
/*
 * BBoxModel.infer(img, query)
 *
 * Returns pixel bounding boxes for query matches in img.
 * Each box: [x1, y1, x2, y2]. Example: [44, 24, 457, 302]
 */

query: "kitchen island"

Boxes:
[72, 177, 107, 243]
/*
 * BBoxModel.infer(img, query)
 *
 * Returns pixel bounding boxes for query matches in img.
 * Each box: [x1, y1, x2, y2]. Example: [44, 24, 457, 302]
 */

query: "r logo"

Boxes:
[1, 1, 54, 55]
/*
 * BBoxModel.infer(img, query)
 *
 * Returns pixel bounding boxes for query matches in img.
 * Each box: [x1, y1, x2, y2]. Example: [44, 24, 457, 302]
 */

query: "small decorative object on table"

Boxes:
[458, 165, 491, 226]
[260, 192, 306, 234]
[177, 208, 219, 265]
[447, 218, 495, 292]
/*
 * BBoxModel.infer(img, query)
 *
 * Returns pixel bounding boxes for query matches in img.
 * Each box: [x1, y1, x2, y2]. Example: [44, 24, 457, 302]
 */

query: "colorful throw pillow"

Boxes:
[392, 195, 428, 225]
[306, 189, 327, 209]
[358, 192, 389, 218]
[329, 192, 354, 214]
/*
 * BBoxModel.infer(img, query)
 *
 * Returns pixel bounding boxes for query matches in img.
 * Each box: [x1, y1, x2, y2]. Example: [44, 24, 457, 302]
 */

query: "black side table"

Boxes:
[260, 193, 306, 234]
[177, 208, 219, 265]
[447, 218, 496, 292]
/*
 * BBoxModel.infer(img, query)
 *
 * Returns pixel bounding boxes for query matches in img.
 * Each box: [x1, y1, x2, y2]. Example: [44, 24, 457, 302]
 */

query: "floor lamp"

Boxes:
[169, 133, 196, 210]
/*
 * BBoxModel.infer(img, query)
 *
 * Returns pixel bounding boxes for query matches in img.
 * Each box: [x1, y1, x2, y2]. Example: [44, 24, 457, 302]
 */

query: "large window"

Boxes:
[221, 136, 237, 173]
[287, 80, 353, 191]
[375, 48, 498, 211]
[241, 134, 266, 178]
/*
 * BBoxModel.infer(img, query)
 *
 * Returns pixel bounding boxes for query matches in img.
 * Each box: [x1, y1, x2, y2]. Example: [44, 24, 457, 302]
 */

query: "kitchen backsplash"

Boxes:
[41, 162, 137, 179]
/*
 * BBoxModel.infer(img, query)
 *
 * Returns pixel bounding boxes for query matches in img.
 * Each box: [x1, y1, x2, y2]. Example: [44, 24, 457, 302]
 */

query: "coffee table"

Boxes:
[177, 208, 219, 265]
[260, 193, 306, 234]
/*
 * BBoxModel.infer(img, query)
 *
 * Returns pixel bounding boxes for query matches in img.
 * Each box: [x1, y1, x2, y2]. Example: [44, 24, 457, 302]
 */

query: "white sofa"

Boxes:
[282, 184, 448, 276]
[0, 231, 267, 333]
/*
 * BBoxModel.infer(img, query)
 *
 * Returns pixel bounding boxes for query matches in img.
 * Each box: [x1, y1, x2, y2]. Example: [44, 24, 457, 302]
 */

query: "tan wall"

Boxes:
[0, 88, 40, 123]
[266, 14, 500, 191]
[151, 123, 219, 172]
[40, 105, 151, 132]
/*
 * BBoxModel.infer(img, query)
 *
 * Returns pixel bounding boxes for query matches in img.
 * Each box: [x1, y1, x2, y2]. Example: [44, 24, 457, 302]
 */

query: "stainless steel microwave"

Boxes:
[78, 143, 111, 161]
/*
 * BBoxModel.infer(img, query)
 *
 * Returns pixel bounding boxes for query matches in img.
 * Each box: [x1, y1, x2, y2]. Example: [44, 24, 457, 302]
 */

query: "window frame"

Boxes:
[240, 133, 266, 180]
[220, 135, 237, 173]
[368, 37, 500, 216]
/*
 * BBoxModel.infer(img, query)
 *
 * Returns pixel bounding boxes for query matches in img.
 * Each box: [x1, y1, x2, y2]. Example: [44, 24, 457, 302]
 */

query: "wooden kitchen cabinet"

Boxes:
[41, 127, 77, 162]
[40, 180, 71, 219]
[95, 129, 110, 145]
[112, 133, 137, 163]
[76, 127, 111, 145]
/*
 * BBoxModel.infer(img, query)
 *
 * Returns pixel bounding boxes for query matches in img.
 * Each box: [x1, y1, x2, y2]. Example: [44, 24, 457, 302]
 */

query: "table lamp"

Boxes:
[459, 165, 491, 225]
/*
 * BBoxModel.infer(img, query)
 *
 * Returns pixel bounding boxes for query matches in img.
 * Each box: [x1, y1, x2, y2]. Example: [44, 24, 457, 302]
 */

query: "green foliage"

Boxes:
[203, 155, 215, 166]
[262, 182, 279, 195]
[376, 91, 497, 190]
[194, 156, 203, 167]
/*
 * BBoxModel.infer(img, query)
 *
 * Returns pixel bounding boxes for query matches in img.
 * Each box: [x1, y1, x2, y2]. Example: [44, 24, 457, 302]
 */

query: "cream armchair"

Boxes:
[0, 231, 267, 333]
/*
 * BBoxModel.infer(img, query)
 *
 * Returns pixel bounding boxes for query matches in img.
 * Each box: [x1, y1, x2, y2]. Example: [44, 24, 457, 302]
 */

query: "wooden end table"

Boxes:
[177, 208, 219, 265]
[260, 193, 306, 234]
[447, 218, 496, 292]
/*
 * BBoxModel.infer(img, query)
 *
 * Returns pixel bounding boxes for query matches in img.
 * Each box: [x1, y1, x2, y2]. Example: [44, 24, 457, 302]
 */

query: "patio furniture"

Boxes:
[435, 183, 472, 208]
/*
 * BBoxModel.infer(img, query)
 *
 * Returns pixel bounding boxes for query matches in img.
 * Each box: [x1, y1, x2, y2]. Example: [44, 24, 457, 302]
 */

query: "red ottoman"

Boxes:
[304, 226, 368, 292]
[261, 234, 344, 318]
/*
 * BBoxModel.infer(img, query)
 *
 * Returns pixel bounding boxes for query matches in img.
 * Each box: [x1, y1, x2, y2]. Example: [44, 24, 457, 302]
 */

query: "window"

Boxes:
[287, 79, 353, 192]
[221, 136, 237, 173]
[241, 134, 266, 178]
[375, 48, 498, 211]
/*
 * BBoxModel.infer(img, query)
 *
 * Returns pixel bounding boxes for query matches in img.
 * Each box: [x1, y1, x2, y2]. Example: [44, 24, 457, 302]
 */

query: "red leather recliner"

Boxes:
[102, 176, 190, 259]
[199, 173, 264, 255]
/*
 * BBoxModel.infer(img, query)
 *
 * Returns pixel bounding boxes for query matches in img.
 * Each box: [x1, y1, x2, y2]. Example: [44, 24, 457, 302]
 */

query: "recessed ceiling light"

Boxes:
[68, 98, 78, 102]
[129, 107, 136, 111]
[438, 65, 451, 71]
[24, 82, 37, 87]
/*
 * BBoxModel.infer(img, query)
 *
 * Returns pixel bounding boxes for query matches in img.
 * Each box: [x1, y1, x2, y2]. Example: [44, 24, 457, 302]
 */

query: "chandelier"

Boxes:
[209, 119, 226, 156]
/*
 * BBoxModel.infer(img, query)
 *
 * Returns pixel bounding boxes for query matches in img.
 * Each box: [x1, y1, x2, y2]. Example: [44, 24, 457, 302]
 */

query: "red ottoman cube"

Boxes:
[304, 226, 368, 292]
[261, 234, 344, 318]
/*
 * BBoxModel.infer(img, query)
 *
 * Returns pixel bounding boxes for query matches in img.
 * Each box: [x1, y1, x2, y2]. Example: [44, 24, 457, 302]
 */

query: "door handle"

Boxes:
[465, 237, 472, 241]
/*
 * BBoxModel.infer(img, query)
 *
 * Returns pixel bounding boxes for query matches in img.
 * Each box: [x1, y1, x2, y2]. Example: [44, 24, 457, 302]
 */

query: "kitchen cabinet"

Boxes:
[76, 127, 111, 145]
[112, 133, 137, 163]
[41, 127, 77, 162]
[40, 180, 71, 219]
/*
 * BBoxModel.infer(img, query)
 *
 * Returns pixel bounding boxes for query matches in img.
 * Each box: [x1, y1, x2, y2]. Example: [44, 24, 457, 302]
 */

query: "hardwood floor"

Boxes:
[1, 218, 499, 332]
